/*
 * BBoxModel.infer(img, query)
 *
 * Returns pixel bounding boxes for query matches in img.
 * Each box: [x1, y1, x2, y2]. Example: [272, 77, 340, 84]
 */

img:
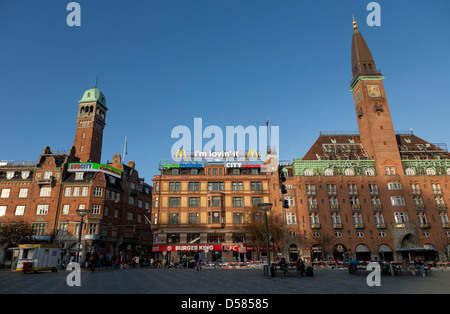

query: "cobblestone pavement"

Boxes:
[1, 267, 449, 295]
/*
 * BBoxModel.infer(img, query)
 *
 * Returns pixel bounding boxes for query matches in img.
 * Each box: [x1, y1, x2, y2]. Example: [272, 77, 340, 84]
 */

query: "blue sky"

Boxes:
[1, 0, 449, 181]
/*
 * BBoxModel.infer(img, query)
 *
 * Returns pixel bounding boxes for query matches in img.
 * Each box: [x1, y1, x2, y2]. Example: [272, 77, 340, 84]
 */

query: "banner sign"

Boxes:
[152, 244, 273, 252]
[68, 163, 122, 178]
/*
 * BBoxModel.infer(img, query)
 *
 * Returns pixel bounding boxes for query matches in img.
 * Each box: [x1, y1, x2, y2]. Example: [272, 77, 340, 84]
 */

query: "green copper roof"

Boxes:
[78, 88, 107, 108]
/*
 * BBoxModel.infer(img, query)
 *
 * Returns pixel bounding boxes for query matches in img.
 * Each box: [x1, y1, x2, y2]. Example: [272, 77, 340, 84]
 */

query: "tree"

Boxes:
[0, 221, 34, 247]
[236, 206, 290, 260]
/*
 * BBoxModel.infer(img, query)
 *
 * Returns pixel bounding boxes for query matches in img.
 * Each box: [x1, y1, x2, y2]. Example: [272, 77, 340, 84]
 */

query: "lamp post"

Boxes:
[76, 208, 90, 263]
[257, 203, 272, 276]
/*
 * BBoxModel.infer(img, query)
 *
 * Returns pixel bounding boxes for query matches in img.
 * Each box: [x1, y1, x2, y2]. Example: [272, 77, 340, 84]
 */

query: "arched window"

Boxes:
[344, 168, 354, 176]
[405, 168, 415, 176]
[426, 167, 436, 175]
[324, 168, 333, 176]
[365, 168, 375, 176]
[303, 168, 313, 176]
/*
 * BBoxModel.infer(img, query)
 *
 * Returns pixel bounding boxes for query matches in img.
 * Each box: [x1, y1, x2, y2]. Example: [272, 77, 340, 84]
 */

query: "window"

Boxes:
[88, 223, 98, 235]
[365, 168, 375, 176]
[371, 196, 381, 206]
[252, 197, 262, 206]
[411, 183, 421, 194]
[439, 213, 449, 226]
[191, 169, 198, 175]
[128, 196, 135, 206]
[344, 168, 354, 176]
[1, 189, 11, 198]
[189, 197, 199, 208]
[233, 213, 244, 224]
[348, 184, 358, 194]
[208, 182, 224, 191]
[169, 182, 181, 191]
[64, 187, 71, 197]
[331, 213, 342, 225]
[388, 182, 402, 190]
[62, 204, 70, 215]
[405, 168, 415, 176]
[285, 196, 295, 206]
[417, 212, 428, 224]
[233, 197, 243, 207]
[39, 187, 51, 197]
[15, 205, 25, 216]
[369, 184, 379, 194]
[127, 212, 133, 221]
[394, 212, 409, 223]
[169, 197, 180, 208]
[309, 213, 320, 224]
[188, 182, 200, 191]
[43, 171, 52, 179]
[211, 196, 221, 207]
[327, 184, 337, 195]
[329, 197, 339, 206]
[189, 213, 199, 224]
[308, 197, 318, 206]
[426, 168, 436, 175]
[209, 212, 221, 224]
[306, 184, 316, 195]
[304, 168, 313, 176]
[145, 202, 150, 210]
[36, 204, 49, 215]
[385, 167, 395, 175]
[138, 200, 143, 208]
[81, 187, 88, 196]
[73, 187, 80, 196]
[324, 168, 334, 176]
[93, 187, 103, 197]
[232, 182, 243, 191]
[32, 223, 47, 236]
[104, 206, 109, 216]
[6, 171, 14, 179]
[75, 172, 84, 180]
[391, 196, 405, 206]
[169, 213, 179, 224]
[286, 212, 297, 225]
[413, 196, 424, 205]
[432, 183, 442, 194]
[349, 197, 360, 205]
[0, 206, 6, 216]
[352, 212, 363, 224]
[172, 169, 179, 175]
[374, 212, 385, 225]
[19, 188, 28, 198]
[91, 204, 101, 215]
[435, 196, 445, 205]
[251, 182, 262, 191]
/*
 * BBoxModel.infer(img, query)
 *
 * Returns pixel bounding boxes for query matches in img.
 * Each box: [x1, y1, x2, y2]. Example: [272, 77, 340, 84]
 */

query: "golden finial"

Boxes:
[353, 15, 358, 30]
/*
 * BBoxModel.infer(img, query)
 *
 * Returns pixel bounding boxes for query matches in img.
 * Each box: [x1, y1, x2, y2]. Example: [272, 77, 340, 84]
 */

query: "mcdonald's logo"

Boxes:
[247, 150, 258, 158]
[174, 149, 187, 158]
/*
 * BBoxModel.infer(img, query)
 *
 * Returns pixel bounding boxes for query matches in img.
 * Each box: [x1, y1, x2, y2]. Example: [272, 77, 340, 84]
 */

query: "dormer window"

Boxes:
[6, 172, 14, 180]
[75, 172, 84, 180]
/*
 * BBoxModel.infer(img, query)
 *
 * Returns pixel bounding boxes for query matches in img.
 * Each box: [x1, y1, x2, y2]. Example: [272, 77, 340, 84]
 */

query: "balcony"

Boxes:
[442, 223, 450, 229]
[38, 177, 54, 185]
[354, 223, 365, 229]
[419, 223, 431, 229]
[306, 191, 316, 196]
[332, 223, 343, 229]
[433, 190, 442, 195]
[310, 223, 321, 229]
[372, 204, 383, 210]
[376, 223, 387, 229]
[308, 205, 318, 211]
[437, 204, 448, 210]
[369, 190, 379, 195]
[415, 204, 426, 210]
[351, 205, 361, 211]
[329, 205, 340, 211]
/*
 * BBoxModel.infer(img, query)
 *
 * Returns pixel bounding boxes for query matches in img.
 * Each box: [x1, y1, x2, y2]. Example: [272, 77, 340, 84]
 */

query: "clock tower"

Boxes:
[350, 18, 402, 175]
[73, 87, 108, 163]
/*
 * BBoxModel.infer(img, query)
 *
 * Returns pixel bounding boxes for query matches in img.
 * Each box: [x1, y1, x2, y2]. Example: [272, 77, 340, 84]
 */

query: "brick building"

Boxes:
[0, 87, 152, 264]
[267, 20, 450, 263]
[151, 160, 271, 263]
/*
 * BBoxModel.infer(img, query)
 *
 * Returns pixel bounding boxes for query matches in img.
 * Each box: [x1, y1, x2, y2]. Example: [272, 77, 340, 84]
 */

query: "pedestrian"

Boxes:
[414, 257, 425, 276]
[89, 252, 97, 273]
[296, 258, 306, 277]
[194, 250, 200, 271]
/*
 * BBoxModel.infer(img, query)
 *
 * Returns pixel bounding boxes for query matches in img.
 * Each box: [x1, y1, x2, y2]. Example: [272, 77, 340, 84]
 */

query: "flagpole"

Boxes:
[267, 118, 271, 151]
[123, 136, 127, 163]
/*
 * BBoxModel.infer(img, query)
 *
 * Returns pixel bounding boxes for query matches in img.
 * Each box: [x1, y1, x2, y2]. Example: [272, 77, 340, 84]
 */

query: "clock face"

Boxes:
[367, 84, 381, 98]
[355, 88, 362, 104]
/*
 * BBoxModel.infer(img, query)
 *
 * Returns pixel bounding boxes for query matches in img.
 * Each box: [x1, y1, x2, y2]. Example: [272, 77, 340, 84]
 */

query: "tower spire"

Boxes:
[352, 15, 358, 30]
[95, 77, 98, 89]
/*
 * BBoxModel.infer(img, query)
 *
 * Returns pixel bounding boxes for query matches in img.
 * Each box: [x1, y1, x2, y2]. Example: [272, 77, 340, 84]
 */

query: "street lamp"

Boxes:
[76, 208, 90, 263]
[257, 203, 272, 276]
